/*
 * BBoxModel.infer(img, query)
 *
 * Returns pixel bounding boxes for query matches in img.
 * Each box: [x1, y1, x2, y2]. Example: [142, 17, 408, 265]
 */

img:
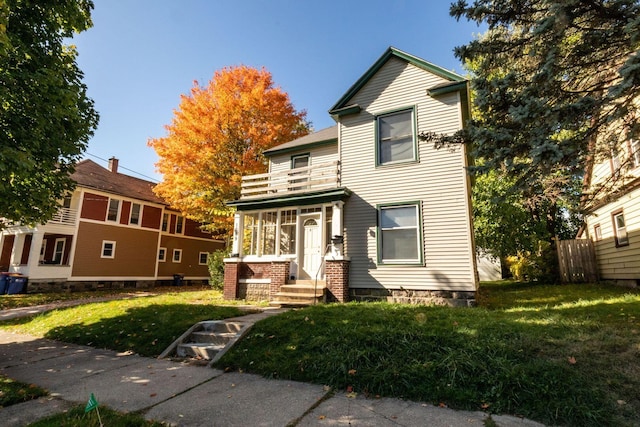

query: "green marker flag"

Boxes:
[85, 393, 99, 413]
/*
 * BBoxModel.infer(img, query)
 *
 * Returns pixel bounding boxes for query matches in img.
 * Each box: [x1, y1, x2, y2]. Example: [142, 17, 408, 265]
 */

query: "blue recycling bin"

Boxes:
[172, 274, 184, 286]
[0, 273, 9, 294]
[7, 275, 28, 295]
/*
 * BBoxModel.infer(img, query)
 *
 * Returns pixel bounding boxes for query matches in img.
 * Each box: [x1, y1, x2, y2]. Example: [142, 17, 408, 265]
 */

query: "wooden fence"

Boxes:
[556, 239, 599, 283]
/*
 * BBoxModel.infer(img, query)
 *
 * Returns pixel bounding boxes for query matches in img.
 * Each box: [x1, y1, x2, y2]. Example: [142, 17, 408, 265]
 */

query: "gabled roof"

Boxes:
[71, 159, 166, 205]
[263, 125, 338, 156]
[329, 46, 465, 116]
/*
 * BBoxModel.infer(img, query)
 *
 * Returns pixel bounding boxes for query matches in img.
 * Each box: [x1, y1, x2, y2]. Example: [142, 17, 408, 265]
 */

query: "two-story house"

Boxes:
[0, 158, 224, 291]
[223, 47, 478, 305]
[581, 134, 640, 286]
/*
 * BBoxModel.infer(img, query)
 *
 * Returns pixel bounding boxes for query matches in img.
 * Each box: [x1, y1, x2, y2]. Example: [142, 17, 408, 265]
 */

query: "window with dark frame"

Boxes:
[378, 203, 421, 264]
[377, 109, 415, 165]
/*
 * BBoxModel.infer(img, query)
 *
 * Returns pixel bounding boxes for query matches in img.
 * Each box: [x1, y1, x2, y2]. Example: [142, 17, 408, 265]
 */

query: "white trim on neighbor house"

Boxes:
[101, 240, 116, 259]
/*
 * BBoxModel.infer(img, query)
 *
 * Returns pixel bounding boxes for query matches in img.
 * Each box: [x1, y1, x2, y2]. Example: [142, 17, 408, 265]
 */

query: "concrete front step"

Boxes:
[177, 342, 226, 359]
[159, 320, 252, 364]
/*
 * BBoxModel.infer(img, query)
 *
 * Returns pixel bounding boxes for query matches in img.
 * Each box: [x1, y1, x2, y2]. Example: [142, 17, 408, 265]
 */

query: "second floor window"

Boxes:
[130, 203, 141, 225]
[176, 216, 184, 234]
[107, 199, 120, 222]
[377, 109, 415, 165]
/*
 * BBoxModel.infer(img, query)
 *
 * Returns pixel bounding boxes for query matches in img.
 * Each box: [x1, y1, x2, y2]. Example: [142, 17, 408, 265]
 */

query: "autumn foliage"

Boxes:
[149, 66, 309, 234]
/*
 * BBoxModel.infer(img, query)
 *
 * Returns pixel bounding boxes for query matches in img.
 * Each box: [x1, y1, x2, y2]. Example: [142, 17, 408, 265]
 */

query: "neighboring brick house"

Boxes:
[224, 47, 477, 306]
[0, 158, 223, 291]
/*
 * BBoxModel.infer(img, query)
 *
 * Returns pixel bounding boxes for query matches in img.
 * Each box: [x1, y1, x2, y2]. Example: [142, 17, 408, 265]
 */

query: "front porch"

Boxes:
[224, 162, 351, 305]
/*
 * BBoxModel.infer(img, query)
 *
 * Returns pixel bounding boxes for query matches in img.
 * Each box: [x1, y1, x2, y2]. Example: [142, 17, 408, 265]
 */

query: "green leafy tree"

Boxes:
[0, 0, 99, 227]
[423, 1, 639, 279]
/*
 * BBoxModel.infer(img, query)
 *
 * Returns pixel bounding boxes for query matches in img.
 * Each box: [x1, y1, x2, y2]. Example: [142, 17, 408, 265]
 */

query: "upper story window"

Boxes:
[631, 139, 640, 168]
[291, 154, 309, 169]
[377, 109, 416, 166]
[161, 213, 169, 232]
[613, 210, 629, 247]
[107, 198, 120, 222]
[176, 215, 184, 234]
[129, 203, 141, 225]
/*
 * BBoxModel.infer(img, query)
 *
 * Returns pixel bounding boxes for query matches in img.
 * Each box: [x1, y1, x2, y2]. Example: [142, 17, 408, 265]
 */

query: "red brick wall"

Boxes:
[326, 259, 350, 302]
[270, 261, 290, 298]
[223, 262, 239, 300]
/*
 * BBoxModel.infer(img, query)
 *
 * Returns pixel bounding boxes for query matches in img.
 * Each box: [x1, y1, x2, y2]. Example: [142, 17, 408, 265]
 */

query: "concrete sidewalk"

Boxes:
[0, 307, 545, 426]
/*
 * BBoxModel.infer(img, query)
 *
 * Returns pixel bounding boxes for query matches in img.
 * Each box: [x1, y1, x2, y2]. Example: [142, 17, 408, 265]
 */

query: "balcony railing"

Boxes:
[48, 207, 77, 226]
[240, 160, 340, 200]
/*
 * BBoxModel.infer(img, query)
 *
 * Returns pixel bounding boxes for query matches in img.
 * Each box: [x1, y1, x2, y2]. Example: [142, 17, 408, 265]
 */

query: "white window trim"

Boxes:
[175, 215, 185, 235]
[172, 249, 182, 263]
[158, 247, 167, 262]
[199, 252, 208, 265]
[101, 240, 116, 259]
[613, 211, 629, 247]
[106, 198, 121, 222]
[161, 213, 169, 232]
[53, 238, 66, 265]
[129, 203, 141, 226]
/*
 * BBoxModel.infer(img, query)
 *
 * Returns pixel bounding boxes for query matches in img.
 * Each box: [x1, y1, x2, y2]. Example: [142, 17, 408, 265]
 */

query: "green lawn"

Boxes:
[1, 282, 639, 426]
[214, 282, 640, 427]
[0, 288, 251, 357]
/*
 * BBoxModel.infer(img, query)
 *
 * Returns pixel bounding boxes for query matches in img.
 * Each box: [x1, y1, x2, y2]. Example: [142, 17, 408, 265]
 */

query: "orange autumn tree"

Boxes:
[149, 65, 309, 235]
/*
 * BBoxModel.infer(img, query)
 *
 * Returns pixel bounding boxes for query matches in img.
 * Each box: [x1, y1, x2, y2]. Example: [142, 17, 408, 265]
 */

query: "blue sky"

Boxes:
[73, 0, 483, 181]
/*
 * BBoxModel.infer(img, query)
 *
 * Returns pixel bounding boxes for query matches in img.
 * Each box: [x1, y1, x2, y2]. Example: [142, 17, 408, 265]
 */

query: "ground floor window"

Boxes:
[101, 240, 116, 259]
[240, 205, 331, 257]
[378, 203, 422, 264]
[280, 210, 297, 254]
[199, 252, 208, 265]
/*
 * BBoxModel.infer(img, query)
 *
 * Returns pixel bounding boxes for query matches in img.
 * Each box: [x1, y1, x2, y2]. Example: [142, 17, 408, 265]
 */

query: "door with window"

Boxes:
[301, 216, 321, 279]
[53, 238, 66, 265]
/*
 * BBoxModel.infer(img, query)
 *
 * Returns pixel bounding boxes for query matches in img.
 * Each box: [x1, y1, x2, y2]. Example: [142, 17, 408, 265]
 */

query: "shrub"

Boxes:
[207, 249, 228, 290]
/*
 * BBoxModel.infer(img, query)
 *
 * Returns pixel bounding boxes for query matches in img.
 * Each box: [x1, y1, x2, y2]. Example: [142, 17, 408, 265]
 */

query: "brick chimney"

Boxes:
[108, 157, 119, 173]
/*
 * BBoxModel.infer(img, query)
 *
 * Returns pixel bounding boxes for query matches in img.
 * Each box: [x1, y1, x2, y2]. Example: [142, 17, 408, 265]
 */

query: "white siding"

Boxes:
[340, 57, 476, 292]
[268, 144, 338, 175]
[586, 185, 640, 280]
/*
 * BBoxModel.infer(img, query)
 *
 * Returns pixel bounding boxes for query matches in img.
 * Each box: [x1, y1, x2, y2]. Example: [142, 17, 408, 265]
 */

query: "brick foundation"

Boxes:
[325, 259, 350, 302]
[269, 261, 290, 299]
[223, 261, 240, 300]
[349, 288, 476, 307]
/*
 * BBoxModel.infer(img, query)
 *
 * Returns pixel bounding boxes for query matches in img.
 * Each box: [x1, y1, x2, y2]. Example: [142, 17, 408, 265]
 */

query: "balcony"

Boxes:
[240, 161, 340, 200]
[48, 207, 77, 226]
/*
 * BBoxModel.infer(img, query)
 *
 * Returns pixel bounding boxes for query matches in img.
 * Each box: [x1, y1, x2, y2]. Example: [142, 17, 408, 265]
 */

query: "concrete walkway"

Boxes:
[0, 304, 545, 426]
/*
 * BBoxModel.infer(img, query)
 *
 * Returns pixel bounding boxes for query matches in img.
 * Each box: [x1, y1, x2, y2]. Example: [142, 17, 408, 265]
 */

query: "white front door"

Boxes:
[301, 217, 321, 279]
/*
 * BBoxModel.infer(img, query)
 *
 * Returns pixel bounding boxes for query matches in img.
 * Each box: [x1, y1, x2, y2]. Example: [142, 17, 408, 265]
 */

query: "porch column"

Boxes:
[26, 231, 45, 273]
[230, 211, 244, 257]
[223, 258, 240, 300]
[330, 201, 344, 257]
[325, 259, 350, 302]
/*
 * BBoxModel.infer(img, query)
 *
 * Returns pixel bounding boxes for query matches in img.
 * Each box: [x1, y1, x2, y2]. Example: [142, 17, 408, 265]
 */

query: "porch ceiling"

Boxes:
[226, 187, 351, 211]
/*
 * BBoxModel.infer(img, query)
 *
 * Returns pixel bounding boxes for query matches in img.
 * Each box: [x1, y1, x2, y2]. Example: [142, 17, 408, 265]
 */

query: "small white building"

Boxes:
[223, 47, 478, 305]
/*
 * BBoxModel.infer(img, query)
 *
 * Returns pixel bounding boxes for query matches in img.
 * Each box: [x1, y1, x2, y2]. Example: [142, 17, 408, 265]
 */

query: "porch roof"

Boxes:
[227, 187, 351, 211]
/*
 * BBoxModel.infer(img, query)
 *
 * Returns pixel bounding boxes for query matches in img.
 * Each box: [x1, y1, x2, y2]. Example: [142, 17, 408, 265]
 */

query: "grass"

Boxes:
[29, 404, 165, 427]
[213, 281, 640, 427]
[0, 375, 47, 407]
[0, 287, 252, 357]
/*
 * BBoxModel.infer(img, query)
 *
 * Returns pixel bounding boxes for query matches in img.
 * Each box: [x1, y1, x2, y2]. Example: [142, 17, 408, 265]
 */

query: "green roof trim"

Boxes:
[329, 47, 465, 114]
[426, 81, 468, 97]
[226, 187, 352, 211]
[330, 104, 362, 118]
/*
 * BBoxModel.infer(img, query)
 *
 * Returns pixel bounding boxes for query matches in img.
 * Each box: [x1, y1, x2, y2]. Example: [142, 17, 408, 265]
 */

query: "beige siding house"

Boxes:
[582, 137, 640, 285]
[224, 47, 477, 305]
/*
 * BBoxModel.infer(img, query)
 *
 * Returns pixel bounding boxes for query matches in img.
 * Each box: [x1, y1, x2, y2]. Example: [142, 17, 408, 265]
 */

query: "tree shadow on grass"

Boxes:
[7, 303, 246, 358]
